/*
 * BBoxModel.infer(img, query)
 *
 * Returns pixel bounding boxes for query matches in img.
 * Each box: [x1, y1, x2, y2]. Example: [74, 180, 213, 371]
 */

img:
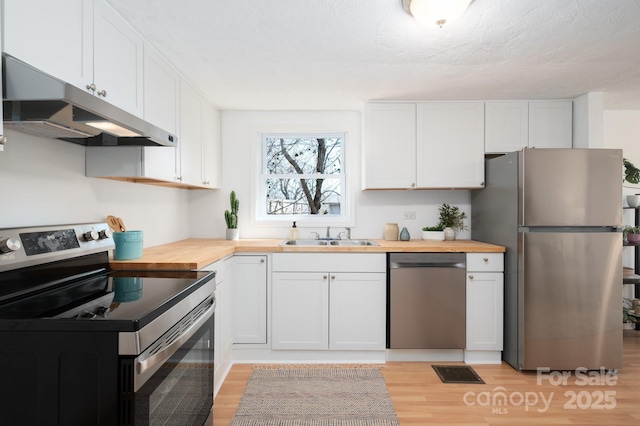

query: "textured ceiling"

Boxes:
[106, 0, 640, 110]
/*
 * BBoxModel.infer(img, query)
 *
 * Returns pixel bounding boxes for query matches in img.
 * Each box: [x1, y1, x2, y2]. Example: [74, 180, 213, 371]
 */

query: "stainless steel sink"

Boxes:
[330, 240, 379, 246]
[280, 239, 378, 246]
[280, 239, 330, 246]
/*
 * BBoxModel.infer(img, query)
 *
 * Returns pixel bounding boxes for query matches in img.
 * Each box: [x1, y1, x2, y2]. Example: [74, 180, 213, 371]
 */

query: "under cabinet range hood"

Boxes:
[2, 54, 177, 147]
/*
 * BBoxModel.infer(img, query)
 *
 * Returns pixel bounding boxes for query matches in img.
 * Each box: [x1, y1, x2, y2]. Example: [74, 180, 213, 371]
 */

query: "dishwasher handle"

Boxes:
[389, 253, 466, 269]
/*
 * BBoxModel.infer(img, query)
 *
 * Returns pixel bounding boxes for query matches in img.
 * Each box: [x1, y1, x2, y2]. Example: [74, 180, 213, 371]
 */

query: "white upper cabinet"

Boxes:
[178, 79, 204, 187]
[528, 100, 573, 149]
[93, 0, 143, 117]
[363, 102, 485, 189]
[3, 0, 94, 91]
[363, 103, 417, 189]
[485, 101, 529, 153]
[178, 79, 220, 188]
[202, 101, 221, 188]
[416, 102, 485, 189]
[485, 100, 573, 153]
[143, 43, 179, 136]
[3, 0, 143, 117]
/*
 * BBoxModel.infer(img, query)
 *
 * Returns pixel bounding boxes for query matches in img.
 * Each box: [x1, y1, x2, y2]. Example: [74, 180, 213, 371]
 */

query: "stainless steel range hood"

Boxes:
[2, 54, 177, 147]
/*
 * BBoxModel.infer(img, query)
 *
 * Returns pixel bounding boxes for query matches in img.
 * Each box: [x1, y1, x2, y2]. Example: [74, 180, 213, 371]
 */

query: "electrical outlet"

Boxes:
[404, 211, 416, 220]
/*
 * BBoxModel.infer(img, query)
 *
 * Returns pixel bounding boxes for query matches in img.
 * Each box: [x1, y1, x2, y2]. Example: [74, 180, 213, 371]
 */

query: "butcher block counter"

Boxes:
[110, 238, 505, 271]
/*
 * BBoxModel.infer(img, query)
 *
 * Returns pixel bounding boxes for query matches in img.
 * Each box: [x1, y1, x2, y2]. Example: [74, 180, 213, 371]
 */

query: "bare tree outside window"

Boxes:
[263, 135, 343, 216]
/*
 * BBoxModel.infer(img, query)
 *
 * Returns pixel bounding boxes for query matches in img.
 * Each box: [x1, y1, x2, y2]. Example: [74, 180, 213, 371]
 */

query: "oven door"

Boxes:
[119, 297, 215, 425]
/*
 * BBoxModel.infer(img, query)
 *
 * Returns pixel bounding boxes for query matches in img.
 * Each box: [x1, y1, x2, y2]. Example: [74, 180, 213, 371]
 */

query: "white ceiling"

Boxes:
[106, 0, 640, 111]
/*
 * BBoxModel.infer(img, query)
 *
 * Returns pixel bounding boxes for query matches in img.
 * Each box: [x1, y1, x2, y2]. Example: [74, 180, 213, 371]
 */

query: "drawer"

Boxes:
[466, 253, 504, 272]
[273, 253, 386, 272]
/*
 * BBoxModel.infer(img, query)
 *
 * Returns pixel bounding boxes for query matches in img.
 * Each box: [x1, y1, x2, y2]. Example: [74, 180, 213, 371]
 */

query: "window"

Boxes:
[259, 133, 345, 222]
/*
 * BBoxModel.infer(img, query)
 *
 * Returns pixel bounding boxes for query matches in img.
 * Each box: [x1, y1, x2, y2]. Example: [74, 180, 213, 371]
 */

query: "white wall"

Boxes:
[189, 110, 472, 240]
[0, 130, 190, 247]
[573, 92, 604, 149]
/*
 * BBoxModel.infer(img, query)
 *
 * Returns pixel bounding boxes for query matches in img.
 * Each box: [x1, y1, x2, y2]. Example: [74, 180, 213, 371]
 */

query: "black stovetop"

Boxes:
[0, 252, 214, 332]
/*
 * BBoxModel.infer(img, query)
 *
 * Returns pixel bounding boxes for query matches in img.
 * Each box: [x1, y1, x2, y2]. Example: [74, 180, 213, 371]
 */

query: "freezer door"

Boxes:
[519, 231, 622, 370]
[520, 148, 622, 226]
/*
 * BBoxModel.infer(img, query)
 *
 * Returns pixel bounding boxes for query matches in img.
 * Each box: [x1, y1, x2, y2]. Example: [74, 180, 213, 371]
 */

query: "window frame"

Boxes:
[255, 131, 349, 226]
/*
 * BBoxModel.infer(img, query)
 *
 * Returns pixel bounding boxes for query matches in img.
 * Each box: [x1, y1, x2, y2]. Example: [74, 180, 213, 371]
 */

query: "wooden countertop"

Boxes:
[110, 238, 505, 271]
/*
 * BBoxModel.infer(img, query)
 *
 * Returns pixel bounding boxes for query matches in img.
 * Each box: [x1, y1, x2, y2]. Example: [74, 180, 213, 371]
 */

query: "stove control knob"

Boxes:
[0, 238, 21, 254]
[82, 231, 99, 241]
[98, 229, 113, 240]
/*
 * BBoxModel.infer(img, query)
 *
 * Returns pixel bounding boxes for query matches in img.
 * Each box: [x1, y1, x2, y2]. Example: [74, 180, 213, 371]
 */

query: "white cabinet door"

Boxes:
[232, 255, 267, 344]
[202, 102, 221, 188]
[416, 102, 485, 188]
[466, 272, 504, 351]
[485, 101, 529, 153]
[141, 45, 179, 182]
[528, 100, 573, 149]
[329, 273, 386, 350]
[213, 280, 223, 379]
[178, 79, 220, 188]
[221, 258, 234, 356]
[178, 79, 204, 186]
[363, 103, 417, 189]
[272, 272, 329, 350]
[93, 0, 143, 117]
[143, 43, 179, 136]
[3, 0, 94, 91]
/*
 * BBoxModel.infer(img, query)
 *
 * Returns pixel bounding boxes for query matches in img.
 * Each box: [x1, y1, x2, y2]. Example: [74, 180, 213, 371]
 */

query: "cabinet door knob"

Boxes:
[483, 257, 489, 263]
[323, 275, 328, 280]
[86, 83, 96, 91]
[331, 275, 336, 280]
[260, 259, 265, 263]
[97, 89, 107, 97]
[469, 275, 474, 280]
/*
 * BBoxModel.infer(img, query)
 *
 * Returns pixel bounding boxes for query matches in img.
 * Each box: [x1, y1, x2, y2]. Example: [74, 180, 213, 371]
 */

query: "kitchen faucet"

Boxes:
[326, 226, 331, 239]
[337, 227, 351, 240]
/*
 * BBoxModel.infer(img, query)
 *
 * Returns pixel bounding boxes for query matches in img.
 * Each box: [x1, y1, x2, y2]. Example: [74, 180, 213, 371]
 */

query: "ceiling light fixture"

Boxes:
[402, 0, 473, 27]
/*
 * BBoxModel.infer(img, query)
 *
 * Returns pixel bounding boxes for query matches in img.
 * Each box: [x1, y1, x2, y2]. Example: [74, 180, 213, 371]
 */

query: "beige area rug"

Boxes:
[230, 365, 400, 426]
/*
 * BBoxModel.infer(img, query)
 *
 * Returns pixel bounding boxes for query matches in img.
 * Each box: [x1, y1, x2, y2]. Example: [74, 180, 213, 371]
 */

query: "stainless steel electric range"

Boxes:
[0, 223, 216, 426]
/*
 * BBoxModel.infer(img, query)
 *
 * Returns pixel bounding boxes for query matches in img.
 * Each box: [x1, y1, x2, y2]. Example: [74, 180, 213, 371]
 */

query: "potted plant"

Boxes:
[623, 158, 640, 207]
[438, 203, 467, 241]
[224, 190, 239, 240]
[623, 298, 639, 329]
[421, 224, 445, 241]
[623, 225, 640, 244]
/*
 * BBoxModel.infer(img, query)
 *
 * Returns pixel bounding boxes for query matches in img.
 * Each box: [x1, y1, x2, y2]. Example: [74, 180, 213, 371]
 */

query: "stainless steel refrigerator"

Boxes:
[471, 148, 622, 371]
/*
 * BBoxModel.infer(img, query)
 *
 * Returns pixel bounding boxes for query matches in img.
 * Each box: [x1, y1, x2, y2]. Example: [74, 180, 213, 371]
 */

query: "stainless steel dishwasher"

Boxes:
[387, 253, 466, 349]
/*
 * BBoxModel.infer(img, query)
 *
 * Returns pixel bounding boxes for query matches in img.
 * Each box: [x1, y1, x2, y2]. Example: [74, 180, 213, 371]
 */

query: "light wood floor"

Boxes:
[212, 331, 640, 425]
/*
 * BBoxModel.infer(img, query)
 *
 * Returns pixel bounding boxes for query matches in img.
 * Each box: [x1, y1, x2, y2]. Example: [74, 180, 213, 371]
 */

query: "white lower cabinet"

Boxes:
[271, 253, 386, 351]
[272, 272, 328, 350]
[465, 253, 504, 364]
[466, 272, 503, 350]
[199, 259, 232, 397]
[231, 255, 268, 344]
[329, 273, 387, 350]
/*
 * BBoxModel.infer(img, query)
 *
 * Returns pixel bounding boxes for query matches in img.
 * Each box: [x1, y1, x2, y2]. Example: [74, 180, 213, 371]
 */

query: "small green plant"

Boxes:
[224, 190, 239, 229]
[623, 298, 639, 324]
[438, 203, 467, 231]
[624, 158, 640, 184]
[624, 225, 640, 235]
[422, 224, 444, 232]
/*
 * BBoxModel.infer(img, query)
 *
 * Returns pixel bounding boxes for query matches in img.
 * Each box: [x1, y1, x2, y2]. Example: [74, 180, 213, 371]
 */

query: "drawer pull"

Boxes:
[483, 257, 489, 263]
[469, 275, 474, 280]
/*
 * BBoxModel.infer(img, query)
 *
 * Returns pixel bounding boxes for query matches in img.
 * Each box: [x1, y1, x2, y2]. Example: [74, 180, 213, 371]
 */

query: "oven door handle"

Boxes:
[136, 298, 215, 375]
